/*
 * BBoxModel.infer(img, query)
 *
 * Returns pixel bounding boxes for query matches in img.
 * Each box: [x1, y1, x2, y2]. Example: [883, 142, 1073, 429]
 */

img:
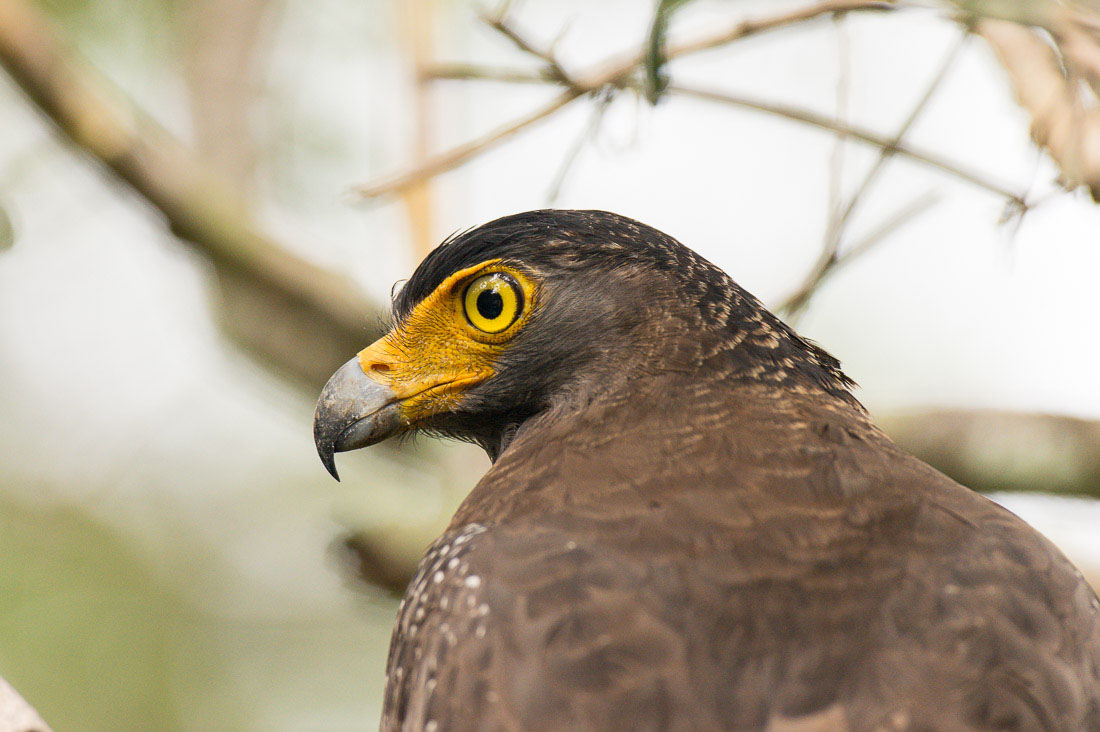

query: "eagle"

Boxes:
[314, 210, 1100, 731]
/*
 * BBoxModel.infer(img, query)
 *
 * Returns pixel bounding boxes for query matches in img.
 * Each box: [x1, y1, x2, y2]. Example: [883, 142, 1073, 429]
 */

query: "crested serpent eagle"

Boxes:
[314, 210, 1100, 731]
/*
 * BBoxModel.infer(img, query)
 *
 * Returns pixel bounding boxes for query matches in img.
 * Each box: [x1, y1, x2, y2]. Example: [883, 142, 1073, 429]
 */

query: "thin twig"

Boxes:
[353, 90, 580, 198]
[545, 88, 613, 203]
[841, 190, 941, 263]
[823, 14, 852, 261]
[424, 9, 1023, 209]
[418, 61, 1023, 209]
[831, 33, 969, 240]
[668, 82, 1026, 205]
[424, 62, 549, 85]
[358, 0, 898, 197]
[779, 191, 940, 314]
[572, 0, 896, 93]
[479, 10, 570, 83]
[783, 32, 970, 317]
[660, 0, 895, 61]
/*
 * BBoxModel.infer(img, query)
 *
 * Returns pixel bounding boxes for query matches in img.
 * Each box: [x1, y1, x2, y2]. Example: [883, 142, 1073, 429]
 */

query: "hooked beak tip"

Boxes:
[319, 445, 341, 481]
[314, 356, 401, 480]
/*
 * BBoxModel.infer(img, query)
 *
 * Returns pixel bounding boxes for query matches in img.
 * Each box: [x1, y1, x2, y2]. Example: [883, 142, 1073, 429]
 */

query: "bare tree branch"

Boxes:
[660, 0, 895, 60]
[545, 89, 613, 203]
[828, 33, 969, 237]
[356, 0, 899, 199]
[478, 9, 571, 84]
[425, 62, 549, 85]
[352, 90, 580, 199]
[780, 33, 969, 316]
[411, 3, 1028, 216]
[822, 13, 853, 289]
[881, 409, 1100, 499]
[0, 0, 380, 389]
[668, 82, 1027, 204]
[780, 191, 940, 314]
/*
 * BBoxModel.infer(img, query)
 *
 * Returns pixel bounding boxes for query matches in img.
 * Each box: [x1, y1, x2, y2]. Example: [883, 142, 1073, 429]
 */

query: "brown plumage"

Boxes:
[314, 210, 1100, 731]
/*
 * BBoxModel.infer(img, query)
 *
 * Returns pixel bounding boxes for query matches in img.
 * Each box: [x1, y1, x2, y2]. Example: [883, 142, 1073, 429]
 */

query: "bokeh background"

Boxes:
[1, 0, 1099, 729]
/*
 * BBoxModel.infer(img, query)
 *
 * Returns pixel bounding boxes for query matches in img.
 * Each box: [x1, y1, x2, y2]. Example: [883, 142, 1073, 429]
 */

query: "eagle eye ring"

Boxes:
[463, 273, 524, 334]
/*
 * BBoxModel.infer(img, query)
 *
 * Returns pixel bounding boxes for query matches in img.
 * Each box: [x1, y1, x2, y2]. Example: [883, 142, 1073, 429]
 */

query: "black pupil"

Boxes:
[477, 288, 505, 320]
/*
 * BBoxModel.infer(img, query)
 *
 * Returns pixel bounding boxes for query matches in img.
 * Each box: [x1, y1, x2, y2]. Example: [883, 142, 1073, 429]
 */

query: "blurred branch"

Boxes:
[479, 8, 571, 83]
[182, 0, 276, 191]
[657, 0, 894, 59]
[779, 191, 940, 314]
[0, 0, 380, 389]
[0, 676, 50, 732]
[352, 90, 581, 198]
[668, 83, 1026, 204]
[976, 17, 1100, 200]
[356, 0, 897, 198]
[545, 88, 613, 203]
[398, 0, 439, 260]
[881, 409, 1100, 498]
[780, 34, 970, 316]
[405, 2, 1028, 211]
[425, 62, 548, 85]
[336, 532, 420, 596]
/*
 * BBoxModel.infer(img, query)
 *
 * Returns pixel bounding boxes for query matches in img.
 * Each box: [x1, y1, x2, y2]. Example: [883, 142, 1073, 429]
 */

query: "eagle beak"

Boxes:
[313, 357, 402, 481]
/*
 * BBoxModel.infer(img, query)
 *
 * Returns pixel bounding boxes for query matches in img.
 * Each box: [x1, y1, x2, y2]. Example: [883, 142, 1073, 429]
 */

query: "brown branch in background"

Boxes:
[662, 0, 894, 59]
[977, 18, 1100, 200]
[780, 191, 940, 314]
[424, 62, 549, 85]
[821, 12, 852, 308]
[544, 0, 895, 87]
[545, 89, 613, 203]
[479, 9, 571, 83]
[412, 4, 1026, 213]
[357, 0, 898, 199]
[0, 0, 380, 389]
[780, 34, 970, 316]
[335, 532, 421, 596]
[668, 83, 1026, 204]
[881, 409, 1100, 499]
[352, 89, 580, 198]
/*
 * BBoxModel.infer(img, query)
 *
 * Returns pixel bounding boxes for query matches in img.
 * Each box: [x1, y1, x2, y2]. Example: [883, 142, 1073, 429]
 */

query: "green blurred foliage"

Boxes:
[35, 0, 179, 49]
[0, 497, 196, 729]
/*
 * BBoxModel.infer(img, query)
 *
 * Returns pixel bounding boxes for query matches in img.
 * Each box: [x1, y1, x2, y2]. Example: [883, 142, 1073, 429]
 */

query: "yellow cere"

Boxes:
[356, 259, 538, 425]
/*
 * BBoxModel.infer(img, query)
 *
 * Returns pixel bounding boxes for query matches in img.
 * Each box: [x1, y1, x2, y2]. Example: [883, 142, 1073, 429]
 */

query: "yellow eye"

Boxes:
[463, 273, 523, 333]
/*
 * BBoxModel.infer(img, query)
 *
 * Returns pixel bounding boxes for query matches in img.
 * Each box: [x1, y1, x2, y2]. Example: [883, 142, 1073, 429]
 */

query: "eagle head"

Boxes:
[314, 209, 852, 479]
